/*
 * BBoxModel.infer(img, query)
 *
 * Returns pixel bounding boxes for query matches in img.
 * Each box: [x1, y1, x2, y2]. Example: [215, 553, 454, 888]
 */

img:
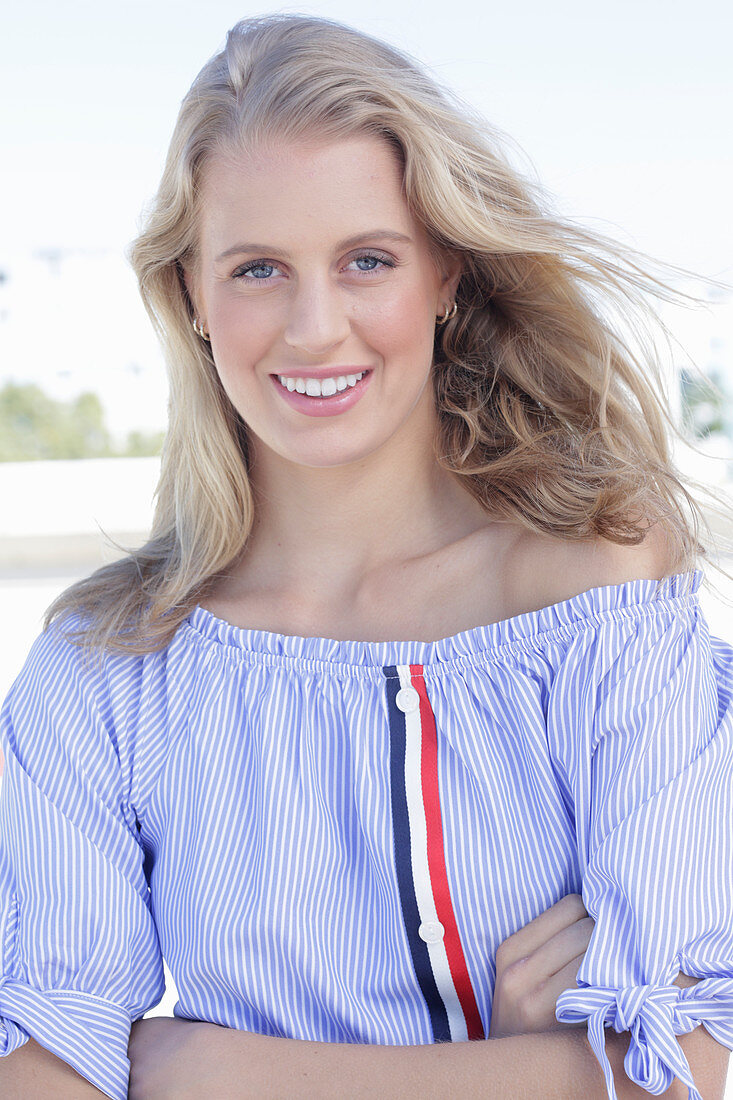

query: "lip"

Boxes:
[270, 370, 373, 417]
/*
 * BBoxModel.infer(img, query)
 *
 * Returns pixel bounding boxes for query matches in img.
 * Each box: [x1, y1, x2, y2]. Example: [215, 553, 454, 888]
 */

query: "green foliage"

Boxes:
[123, 429, 167, 457]
[0, 382, 164, 461]
[679, 367, 730, 440]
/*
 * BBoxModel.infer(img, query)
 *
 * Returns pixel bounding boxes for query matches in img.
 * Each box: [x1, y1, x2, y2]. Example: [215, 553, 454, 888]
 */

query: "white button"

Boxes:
[418, 920, 445, 944]
[395, 687, 420, 713]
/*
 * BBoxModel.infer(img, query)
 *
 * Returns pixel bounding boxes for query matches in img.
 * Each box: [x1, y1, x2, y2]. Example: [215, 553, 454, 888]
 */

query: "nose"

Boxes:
[283, 275, 351, 356]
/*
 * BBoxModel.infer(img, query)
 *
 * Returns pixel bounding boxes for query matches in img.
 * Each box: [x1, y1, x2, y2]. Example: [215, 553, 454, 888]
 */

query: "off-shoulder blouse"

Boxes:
[1, 569, 732, 1099]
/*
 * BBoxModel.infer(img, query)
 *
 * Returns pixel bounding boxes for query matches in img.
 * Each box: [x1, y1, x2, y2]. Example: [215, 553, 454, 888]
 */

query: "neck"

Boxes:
[225, 425, 490, 612]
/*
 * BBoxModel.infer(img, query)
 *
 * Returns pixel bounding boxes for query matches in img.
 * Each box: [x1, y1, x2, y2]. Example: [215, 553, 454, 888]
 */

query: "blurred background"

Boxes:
[2, 0, 732, 1067]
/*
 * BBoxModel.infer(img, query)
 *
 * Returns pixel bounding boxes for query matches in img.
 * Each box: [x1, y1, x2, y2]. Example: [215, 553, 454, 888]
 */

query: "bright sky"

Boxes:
[1, 0, 732, 437]
[2, 0, 731, 273]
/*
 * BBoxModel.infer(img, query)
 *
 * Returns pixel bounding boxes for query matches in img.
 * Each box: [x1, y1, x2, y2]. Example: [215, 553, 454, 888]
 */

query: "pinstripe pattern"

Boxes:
[1, 568, 732, 1099]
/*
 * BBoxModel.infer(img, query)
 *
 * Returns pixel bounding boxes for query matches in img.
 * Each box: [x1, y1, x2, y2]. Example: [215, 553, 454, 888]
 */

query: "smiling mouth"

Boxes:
[269, 369, 374, 415]
[271, 370, 373, 398]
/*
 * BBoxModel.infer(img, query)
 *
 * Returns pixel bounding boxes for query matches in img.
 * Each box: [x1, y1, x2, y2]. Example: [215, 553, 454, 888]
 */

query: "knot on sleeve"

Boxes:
[605, 983, 677, 1034]
[554, 979, 733, 1100]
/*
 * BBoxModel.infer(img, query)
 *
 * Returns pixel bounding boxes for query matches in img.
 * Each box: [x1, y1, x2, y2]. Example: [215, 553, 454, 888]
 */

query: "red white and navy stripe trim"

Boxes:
[384, 662, 484, 1042]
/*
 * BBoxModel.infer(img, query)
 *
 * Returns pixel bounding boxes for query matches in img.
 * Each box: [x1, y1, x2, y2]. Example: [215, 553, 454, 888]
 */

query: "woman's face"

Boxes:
[188, 133, 461, 472]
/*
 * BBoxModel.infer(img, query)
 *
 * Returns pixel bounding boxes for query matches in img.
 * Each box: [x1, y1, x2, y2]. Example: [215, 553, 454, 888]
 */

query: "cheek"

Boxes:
[210, 298, 277, 367]
[358, 285, 436, 353]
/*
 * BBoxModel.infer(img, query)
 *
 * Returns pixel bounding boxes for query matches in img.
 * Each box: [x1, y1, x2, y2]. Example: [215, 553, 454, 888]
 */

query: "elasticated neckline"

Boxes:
[183, 569, 702, 674]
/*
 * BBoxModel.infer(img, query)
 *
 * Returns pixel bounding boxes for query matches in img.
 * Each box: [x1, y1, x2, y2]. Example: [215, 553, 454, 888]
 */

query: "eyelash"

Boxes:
[231, 251, 396, 282]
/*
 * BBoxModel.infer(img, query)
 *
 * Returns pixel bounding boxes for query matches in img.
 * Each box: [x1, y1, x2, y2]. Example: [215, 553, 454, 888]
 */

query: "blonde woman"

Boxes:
[1, 14, 732, 1100]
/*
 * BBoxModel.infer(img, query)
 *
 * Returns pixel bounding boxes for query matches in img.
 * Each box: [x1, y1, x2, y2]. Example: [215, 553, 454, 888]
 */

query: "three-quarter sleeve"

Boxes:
[554, 594, 733, 1099]
[0, 625, 166, 1100]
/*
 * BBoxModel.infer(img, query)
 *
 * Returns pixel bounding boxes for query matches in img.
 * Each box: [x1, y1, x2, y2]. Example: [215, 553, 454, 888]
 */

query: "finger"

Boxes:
[530, 916, 595, 981]
[533, 954, 589, 1032]
[505, 953, 588, 1035]
[545, 953, 590, 1029]
[550, 951, 588, 994]
[498, 918, 593, 995]
[498, 894, 589, 966]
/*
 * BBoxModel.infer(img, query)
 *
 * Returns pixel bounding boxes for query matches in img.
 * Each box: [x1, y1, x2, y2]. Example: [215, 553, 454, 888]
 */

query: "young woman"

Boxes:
[1, 14, 732, 1100]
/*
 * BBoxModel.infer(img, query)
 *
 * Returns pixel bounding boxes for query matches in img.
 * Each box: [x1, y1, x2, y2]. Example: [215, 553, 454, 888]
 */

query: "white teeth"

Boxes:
[277, 372, 365, 397]
[306, 377, 333, 397]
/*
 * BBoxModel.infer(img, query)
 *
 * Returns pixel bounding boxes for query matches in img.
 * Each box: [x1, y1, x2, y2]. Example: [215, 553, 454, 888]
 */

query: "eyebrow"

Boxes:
[214, 230, 413, 263]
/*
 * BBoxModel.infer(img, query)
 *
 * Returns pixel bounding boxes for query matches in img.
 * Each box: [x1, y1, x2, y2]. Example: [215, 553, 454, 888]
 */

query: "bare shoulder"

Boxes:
[506, 521, 676, 617]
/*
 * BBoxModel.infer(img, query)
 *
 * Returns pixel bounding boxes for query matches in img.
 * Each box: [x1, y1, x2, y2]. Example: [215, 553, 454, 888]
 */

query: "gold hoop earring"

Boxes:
[192, 317, 210, 340]
[436, 301, 457, 325]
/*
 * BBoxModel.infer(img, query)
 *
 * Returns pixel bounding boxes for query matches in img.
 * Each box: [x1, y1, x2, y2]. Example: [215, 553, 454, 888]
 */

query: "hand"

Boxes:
[128, 1016, 217, 1100]
[489, 893, 595, 1039]
[488, 894, 704, 1041]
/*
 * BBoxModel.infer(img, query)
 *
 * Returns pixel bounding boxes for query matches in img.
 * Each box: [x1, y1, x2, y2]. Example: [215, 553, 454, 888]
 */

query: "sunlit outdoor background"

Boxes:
[2, 0, 732, 1082]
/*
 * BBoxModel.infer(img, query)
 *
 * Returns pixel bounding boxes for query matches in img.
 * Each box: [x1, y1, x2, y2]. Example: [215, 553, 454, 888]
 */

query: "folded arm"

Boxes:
[2, 1009, 726, 1100]
[0, 1036, 108, 1098]
[125, 1016, 729, 1100]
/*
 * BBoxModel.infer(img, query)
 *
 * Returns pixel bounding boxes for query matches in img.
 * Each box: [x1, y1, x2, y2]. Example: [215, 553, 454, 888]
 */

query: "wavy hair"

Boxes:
[46, 12, 732, 653]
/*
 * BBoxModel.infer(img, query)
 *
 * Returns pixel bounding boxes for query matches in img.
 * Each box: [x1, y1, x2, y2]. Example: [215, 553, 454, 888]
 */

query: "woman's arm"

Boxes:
[127, 894, 729, 1099]
[3, 1014, 725, 1100]
[0, 1036, 108, 1098]
[128, 1017, 728, 1100]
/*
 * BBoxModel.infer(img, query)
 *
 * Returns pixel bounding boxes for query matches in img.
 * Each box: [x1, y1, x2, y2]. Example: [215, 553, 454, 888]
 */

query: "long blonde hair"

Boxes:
[46, 12, 731, 653]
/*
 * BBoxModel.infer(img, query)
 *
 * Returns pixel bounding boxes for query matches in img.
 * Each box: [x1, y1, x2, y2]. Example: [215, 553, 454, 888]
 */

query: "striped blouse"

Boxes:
[1, 568, 732, 1099]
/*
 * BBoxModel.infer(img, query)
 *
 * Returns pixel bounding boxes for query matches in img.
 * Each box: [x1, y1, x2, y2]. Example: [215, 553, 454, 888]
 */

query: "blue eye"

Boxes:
[348, 253, 394, 273]
[234, 261, 280, 280]
[353, 256, 379, 271]
[232, 251, 395, 283]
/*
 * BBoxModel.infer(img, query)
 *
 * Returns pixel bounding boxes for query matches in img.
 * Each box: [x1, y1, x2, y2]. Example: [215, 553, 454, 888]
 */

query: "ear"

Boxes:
[181, 263, 202, 320]
[439, 249, 463, 303]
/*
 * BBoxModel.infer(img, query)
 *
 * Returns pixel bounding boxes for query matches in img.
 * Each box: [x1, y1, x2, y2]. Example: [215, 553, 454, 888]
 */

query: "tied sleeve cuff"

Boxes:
[555, 978, 733, 1100]
[0, 976, 132, 1100]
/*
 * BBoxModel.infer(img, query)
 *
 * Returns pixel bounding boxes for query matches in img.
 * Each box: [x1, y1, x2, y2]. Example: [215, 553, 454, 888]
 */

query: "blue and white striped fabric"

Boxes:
[1, 568, 732, 1099]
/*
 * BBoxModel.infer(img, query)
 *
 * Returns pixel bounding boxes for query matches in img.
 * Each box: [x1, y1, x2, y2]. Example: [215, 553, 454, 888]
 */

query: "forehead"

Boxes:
[196, 133, 423, 253]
